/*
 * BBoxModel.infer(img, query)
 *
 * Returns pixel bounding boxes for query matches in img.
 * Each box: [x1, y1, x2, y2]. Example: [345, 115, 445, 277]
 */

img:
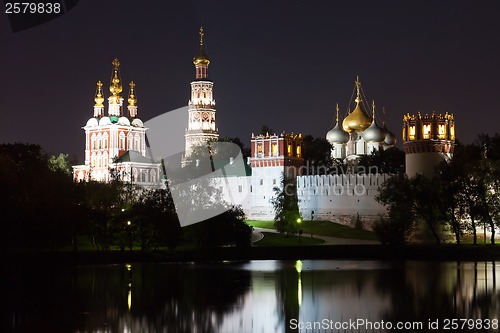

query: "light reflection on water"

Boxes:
[4, 260, 500, 333]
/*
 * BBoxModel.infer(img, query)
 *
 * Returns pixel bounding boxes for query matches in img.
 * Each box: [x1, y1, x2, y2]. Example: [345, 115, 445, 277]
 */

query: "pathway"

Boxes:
[251, 227, 380, 245]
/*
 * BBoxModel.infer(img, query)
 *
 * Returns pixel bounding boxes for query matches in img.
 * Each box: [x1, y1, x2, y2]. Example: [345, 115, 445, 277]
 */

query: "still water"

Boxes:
[4, 260, 500, 333]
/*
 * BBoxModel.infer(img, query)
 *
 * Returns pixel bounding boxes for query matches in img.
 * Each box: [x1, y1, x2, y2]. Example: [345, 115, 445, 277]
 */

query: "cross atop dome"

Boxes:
[193, 26, 210, 79]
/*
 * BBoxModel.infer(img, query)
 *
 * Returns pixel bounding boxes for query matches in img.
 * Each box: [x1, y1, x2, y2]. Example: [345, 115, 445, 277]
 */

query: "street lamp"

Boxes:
[127, 221, 132, 250]
[310, 211, 314, 238]
[297, 218, 303, 245]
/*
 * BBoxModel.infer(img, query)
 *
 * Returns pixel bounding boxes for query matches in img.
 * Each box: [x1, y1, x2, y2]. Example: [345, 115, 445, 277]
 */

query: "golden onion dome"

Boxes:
[342, 102, 372, 133]
[109, 58, 123, 97]
[128, 81, 137, 106]
[193, 27, 210, 66]
[94, 80, 104, 106]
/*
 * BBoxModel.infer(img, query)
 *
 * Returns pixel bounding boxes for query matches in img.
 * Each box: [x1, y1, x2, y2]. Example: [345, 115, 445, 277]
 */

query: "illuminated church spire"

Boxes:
[108, 58, 123, 117]
[184, 27, 218, 162]
[193, 26, 210, 79]
[127, 81, 138, 118]
[93, 80, 104, 118]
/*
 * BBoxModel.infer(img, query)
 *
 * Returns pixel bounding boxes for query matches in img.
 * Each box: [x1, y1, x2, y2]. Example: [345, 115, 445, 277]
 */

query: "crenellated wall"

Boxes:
[217, 171, 390, 229]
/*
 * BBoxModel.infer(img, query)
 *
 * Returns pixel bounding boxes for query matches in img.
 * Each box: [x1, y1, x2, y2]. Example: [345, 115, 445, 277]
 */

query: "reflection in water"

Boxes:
[3, 260, 500, 332]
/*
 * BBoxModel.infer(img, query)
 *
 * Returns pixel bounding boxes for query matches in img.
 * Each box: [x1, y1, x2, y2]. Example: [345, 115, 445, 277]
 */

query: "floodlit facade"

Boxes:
[403, 111, 455, 178]
[72, 59, 160, 187]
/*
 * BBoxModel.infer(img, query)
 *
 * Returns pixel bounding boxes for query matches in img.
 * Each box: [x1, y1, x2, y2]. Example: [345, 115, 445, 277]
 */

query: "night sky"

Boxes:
[1, 0, 499, 162]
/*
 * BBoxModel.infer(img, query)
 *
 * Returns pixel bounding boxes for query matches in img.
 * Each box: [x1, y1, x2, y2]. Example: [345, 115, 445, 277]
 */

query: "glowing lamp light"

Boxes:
[297, 218, 301, 223]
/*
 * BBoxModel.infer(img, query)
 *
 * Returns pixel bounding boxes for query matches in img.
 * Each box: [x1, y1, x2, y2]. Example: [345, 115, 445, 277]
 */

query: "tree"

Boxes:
[357, 147, 405, 174]
[375, 173, 415, 244]
[301, 135, 333, 175]
[47, 153, 72, 175]
[185, 206, 252, 248]
[259, 124, 274, 135]
[272, 174, 301, 236]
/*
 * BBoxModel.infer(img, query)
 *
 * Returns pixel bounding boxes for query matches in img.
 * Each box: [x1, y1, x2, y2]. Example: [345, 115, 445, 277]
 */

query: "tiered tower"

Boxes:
[249, 132, 304, 178]
[402, 112, 455, 178]
[73, 59, 159, 184]
[184, 27, 219, 162]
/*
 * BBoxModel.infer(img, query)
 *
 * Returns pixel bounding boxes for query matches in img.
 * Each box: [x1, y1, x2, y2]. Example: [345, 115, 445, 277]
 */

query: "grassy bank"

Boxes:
[254, 232, 325, 246]
[247, 220, 377, 241]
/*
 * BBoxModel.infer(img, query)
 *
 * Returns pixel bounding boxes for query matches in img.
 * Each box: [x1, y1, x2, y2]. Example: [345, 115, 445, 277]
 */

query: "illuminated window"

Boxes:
[409, 126, 416, 140]
[271, 143, 278, 156]
[287, 144, 291, 155]
[438, 124, 446, 139]
[423, 124, 431, 139]
[257, 144, 263, 157]
[450, 125, 455, 140]
[91, 134, 96, 150]
[296, 145, 301, 157]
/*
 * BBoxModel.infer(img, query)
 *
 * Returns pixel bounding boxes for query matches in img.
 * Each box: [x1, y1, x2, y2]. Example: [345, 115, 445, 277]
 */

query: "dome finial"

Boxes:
[128, 81, 137, 106]
[109, 58, 122, 98]
[335, 103, 340, 122]
[94, 80, 104, 107]
[199, 26, 204, 46]
[193, 27, 210, 66]
[372, 100, 376, 119]
[355, 76, 362, 104]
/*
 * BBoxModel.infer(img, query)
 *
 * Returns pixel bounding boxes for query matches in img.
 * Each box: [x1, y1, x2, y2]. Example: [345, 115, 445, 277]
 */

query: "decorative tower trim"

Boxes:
[184, 27, 219, 162]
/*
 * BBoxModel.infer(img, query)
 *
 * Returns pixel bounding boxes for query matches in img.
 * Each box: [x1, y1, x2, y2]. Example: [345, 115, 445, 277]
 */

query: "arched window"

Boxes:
[91, 134, 97, 150]
[134, 134, 141, 151]
[127, 133, 133, 150]
[119, 132, 126, 149]
[103, 133, 108, 149]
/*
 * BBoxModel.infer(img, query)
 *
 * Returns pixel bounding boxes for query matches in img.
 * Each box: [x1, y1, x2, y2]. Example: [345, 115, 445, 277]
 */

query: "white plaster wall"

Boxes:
[215, 171, 390, 225]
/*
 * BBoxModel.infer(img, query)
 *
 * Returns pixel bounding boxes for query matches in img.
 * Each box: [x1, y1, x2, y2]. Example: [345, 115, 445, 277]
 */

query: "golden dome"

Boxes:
[109, 58, 123, 97]
[342, 100, 371, 133]
[94, 80, 104, 106]
[193, 27, 210, 66]
[128, 81, 137, 106]
[342, 77, 372, 133]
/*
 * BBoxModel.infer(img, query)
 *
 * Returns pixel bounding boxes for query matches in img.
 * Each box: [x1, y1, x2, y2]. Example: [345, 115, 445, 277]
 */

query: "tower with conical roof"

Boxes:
[184, 27, 219, 162]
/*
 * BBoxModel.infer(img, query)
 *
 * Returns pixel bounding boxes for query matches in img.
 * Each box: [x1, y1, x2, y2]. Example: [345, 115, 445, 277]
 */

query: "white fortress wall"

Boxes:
[297, 173, 389, 228]
[214, 171, 390, 226]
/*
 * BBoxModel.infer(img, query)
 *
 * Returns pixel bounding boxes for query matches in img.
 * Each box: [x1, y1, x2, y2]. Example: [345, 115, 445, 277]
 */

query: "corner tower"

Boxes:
[402, 112, 455, 178]
[184, 27, 219, 161]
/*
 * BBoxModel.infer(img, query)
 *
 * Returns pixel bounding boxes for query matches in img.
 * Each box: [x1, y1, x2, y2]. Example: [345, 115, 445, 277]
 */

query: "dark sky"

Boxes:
[1, 0, 499, 161]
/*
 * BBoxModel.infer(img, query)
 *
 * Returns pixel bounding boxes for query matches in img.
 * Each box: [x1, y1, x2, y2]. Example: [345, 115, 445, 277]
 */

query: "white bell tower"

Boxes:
[184, 27, 219, 162]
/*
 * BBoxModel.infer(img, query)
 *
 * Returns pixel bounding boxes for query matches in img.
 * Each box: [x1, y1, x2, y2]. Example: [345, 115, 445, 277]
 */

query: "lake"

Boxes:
[4, 260, 500, 332]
